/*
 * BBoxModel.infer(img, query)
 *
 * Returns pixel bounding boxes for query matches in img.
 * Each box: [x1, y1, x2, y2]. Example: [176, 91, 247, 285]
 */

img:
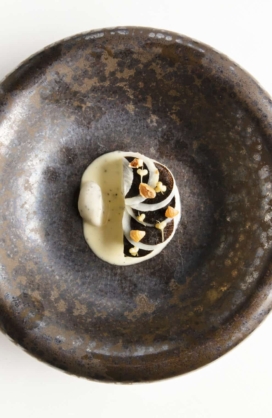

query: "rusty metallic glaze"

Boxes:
[1, 27, 272, 382]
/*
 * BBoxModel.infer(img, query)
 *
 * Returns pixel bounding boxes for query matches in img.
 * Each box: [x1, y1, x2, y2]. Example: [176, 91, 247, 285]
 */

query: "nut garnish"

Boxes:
[129, 247, 139, 256]
[165, 206, 179, 218]
[137, 213, 146, 222]
[130, 230, 146, 242]
[139, 183, 156, 199]
[129, 158, 143, 168]
[155, 181, 167, 193]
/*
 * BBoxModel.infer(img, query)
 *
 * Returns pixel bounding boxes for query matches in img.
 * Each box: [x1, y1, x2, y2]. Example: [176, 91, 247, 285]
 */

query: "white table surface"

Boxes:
[1, 1, 272, 417]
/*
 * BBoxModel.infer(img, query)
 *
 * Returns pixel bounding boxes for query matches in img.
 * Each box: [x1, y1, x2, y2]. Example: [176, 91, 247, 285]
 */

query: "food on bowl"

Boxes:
[78, 151, 181, 265]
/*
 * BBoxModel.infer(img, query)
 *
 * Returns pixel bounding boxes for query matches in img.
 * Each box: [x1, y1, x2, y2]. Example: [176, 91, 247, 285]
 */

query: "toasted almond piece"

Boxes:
[139, 183, 156, 199]
[130, 230, 146, 242]
[165, 206, 179, 218]
[129, 158, 143, 168]
[129, 247, 139, 256]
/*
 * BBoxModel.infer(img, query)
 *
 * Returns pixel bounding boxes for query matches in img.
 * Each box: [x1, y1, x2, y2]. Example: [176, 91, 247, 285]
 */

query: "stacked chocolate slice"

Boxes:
[122, 153, 181, 259]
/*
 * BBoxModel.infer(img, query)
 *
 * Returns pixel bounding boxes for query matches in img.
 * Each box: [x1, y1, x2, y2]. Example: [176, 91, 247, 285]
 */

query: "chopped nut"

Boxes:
[130, 230, 146, 242]
[137, 213, 146, 222]
[165, 206, 179, 218]
[137, 168, 148, 177]
[139, 183, 156, 199]
[129, 158, 143, 168]
[155, 220, 167, 230]
[155, 181, 167, 193]
[129, 247, 139, 256]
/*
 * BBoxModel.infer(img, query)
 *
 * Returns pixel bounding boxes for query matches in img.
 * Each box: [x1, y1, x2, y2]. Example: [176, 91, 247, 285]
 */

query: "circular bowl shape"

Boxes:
[1, 27, 272, 383]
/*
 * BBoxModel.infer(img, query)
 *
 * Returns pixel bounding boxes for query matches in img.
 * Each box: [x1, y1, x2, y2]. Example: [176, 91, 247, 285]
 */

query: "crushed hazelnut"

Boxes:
[130, 230, 146, 242]
[139, 183, 156, 199]
[165, 206, 179, 218]
[129, 247, 139, 256]
[137, 213, 146, 222]
[155, 181, 167, 193]
[129, 158, 143, 168]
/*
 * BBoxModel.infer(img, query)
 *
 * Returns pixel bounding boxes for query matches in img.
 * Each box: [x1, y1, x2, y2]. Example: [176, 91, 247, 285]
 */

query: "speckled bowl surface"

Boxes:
[1, 27, 272, 383]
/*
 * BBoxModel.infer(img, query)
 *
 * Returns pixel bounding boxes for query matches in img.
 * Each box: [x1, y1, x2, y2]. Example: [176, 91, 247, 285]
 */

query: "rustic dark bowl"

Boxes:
[1, 27, 272, 383]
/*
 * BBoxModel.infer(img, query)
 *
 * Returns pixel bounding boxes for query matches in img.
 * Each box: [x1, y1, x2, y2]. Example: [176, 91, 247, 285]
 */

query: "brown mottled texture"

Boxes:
[1, 27, 272, 383]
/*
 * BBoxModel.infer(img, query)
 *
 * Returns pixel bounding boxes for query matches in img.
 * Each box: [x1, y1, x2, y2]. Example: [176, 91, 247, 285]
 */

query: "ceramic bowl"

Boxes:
[1, 27, 272, 382]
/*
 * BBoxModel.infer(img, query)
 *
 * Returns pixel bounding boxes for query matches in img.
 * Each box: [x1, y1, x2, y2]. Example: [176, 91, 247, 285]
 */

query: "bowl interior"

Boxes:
[1, 28, 272, 382]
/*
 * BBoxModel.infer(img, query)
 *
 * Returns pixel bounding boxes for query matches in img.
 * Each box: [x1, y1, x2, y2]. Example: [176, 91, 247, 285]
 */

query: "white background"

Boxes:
[1, 1, 272, 417]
